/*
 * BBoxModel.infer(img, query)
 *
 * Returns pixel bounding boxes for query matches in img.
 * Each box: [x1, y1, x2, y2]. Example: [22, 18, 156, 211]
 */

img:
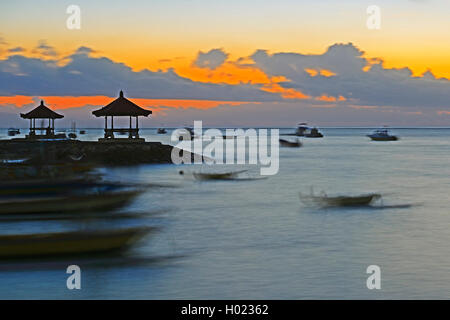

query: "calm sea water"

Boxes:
[0, 128, 449, 299]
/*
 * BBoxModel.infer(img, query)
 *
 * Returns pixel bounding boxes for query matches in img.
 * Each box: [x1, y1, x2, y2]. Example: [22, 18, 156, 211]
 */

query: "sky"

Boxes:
[0, 0, 449, 127]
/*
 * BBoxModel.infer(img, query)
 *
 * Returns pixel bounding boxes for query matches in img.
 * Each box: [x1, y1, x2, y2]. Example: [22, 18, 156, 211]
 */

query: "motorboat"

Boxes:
[367, 128, 398, 141]
[157, 128, 167, 134]
[295, 123, 309, 136]
[305, 127, 323, 138]
[0, 226, 156, 258]
[279, 138, 302, 148]
[294, 123, 323, 138]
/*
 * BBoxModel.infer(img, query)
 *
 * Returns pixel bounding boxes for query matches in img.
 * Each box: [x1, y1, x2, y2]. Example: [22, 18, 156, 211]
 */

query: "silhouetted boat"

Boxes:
[279, 138, 302, 147]
[367, 129, 398, 141]
[0, 226, 156, 258]
[299, 192, 381, 207]
[79, 130, 86, 134]
[157, 128, 167, 134]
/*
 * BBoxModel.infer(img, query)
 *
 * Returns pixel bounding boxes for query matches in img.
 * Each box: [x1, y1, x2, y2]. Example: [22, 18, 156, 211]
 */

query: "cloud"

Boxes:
[193, 48, 229, 69]
[0, 47, 277, 101]
[0, 42, 449, 117]
[74, 46, 95, 55]
[249, 43, 450, 108]
[8, 47, 25, 53]
[32, 40, 58, 57]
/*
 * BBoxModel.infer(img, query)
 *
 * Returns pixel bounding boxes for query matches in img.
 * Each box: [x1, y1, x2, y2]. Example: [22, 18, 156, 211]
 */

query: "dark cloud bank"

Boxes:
[0, 43, 449, 126]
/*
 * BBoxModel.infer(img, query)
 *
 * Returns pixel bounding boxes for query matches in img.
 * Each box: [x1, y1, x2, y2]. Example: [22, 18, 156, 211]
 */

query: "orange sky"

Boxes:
[1, 1, 450, 80]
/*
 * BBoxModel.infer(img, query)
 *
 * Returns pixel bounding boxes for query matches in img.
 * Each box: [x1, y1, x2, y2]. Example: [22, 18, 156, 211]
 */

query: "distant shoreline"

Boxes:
[1, 127, 450, 130]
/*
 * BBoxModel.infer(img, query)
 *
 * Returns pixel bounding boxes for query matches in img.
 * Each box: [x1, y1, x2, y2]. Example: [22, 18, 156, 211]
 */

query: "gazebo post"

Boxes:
[104, 116, 107, 138]
[111, 116, 114, 138]
[136, 116, 139, 138]
[129, 116, 132, 138]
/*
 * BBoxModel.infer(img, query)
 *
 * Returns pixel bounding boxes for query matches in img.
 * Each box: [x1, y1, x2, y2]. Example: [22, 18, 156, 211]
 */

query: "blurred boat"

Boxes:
[68, 121, 78, 139]
[79, 130, 86, 134]
[299, 191, 381, 207]
[7, 128, 20, 136]
[0, 179, 123, 200]
[0, 188, 143, 215]
[0, 162, 94, 181]
[0, 226, 156, 258]
[367, 128, 398, 141]
[192, 170, 248, 181]
[157, 128, 167, 134]
[279, 138, 302, 148]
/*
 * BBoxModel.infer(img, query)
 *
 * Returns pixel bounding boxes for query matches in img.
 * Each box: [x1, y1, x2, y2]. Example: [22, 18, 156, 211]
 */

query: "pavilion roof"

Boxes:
[92, 91, 152, 117]
[20, 101, 64, 119]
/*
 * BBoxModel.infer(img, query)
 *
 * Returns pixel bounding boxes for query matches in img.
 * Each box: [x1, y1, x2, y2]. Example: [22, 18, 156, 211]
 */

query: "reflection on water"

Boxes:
[0, 128, 449, 299]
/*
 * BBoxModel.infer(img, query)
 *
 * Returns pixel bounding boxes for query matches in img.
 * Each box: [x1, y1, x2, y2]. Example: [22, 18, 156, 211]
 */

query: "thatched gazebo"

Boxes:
[92, 90, 152, 141]
[20, 100, 64, 138]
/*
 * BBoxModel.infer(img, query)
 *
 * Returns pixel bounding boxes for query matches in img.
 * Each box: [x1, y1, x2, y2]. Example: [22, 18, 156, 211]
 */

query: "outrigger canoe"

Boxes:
[0, 189, 143, 215]
[299, 192, 381, 207]
[192, 170, 248, 181]
[0, 226, 156, 258]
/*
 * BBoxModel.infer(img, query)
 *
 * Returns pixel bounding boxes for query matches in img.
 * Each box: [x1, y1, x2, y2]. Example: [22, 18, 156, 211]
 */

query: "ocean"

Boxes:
[0, 128, 449, 299]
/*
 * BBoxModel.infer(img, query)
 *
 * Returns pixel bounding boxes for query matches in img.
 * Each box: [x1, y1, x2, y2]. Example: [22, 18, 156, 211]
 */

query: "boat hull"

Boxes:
[0, 226, 156, 258]
[0, 189, 143, 215]
[279, 139, 302, 147]
[368, 135, 398, 141]
[299, 193, 381, 207]
[193, 170, 247, 181]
